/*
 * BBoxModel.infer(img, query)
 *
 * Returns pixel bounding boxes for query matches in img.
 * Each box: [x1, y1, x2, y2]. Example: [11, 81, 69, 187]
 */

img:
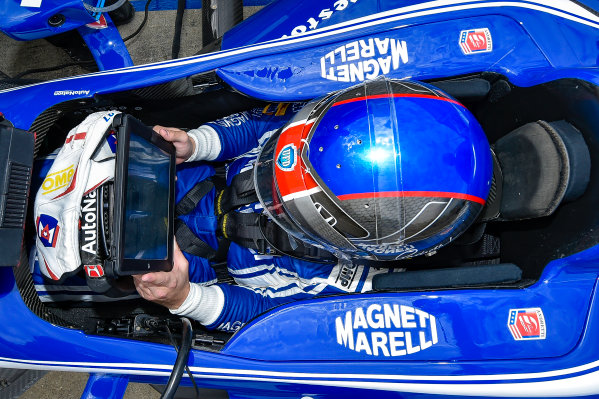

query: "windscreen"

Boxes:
[123, 132, 170, 260]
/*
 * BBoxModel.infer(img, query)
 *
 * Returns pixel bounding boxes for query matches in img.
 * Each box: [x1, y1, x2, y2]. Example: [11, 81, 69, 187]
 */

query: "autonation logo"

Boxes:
[54, 90, 90, 96]
[335, 304, 438, 357]
[320, 38, 408, 82]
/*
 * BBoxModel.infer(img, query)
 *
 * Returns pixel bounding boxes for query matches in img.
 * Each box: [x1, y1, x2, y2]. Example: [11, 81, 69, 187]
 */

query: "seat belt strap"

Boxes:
[175, 179, 215, 216]
[175, 219, 218, 259]
[215, 169, 258, 215]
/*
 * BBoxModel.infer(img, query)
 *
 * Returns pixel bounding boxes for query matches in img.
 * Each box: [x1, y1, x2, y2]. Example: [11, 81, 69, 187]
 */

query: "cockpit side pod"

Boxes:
[223, 251, 598, 363]
[222, 0, 599, 70]
[217, 14, 548, 100]
[218, 1, 599, 100]
[213, 250, 599, 397]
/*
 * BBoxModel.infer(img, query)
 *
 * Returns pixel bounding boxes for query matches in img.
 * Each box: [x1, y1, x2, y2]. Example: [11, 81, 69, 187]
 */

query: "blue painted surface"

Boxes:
[130, 0, 274, 11]
[308, 95, 491, 200]
[77, 13, 134, 71]
[1, 1, 599, 397]
[81, 374, 130, 399]
[0, 0, 97, 40]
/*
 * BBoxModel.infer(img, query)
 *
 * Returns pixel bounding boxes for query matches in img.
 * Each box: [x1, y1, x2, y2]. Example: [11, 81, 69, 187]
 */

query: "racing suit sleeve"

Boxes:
[186, 105, 298, 162]
[169, 282, 300, 332]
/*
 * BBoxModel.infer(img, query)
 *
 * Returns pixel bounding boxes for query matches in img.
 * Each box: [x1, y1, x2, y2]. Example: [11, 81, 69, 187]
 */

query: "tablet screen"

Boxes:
[123, 131, 170, 260]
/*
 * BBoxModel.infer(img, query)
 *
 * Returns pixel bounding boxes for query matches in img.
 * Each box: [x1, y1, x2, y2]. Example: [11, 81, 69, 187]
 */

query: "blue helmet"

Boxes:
[255, 78, 492, 261]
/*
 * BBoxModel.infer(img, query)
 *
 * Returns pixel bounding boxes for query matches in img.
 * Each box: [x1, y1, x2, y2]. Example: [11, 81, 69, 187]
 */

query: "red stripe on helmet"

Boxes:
[337, 190, 486, 205]
[274, 121, 319, 198]
[333, 93, 465, 108]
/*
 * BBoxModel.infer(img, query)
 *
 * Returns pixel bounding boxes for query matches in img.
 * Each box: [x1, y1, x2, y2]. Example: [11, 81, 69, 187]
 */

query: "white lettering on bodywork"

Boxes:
[320, 38, 408, 82]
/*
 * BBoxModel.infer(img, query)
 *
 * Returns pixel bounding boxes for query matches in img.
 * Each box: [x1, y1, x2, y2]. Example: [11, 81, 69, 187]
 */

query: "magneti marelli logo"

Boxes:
[320, 38, 409, 83]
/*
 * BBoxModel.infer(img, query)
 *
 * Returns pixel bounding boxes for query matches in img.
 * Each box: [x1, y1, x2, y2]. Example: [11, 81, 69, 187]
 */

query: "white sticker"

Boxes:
[20, 0, 43, 7]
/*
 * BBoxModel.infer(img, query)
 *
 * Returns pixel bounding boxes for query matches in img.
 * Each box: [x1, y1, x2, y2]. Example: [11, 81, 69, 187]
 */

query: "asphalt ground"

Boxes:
[0, 5, 262, 398]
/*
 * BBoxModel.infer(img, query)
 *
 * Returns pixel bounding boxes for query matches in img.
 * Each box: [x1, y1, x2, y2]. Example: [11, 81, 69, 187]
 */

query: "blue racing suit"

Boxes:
[172, 103, 393, 332]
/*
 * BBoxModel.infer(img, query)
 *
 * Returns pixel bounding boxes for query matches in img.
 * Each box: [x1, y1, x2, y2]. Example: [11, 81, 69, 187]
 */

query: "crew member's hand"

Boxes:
[133, 240, 190, 310]
[153, 125, 195, 164]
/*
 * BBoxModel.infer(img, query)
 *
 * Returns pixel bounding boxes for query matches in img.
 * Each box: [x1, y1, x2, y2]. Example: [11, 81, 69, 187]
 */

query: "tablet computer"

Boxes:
[108, 114, 176, 276]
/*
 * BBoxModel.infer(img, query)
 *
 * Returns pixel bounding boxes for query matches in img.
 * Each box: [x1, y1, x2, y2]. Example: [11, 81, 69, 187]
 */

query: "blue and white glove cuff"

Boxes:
[186, 125, 221, 162]
[169, 283, 224, 326]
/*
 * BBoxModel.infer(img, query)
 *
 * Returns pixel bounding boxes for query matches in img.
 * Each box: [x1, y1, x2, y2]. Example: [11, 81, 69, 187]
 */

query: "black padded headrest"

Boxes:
[484, 120, 590, 221]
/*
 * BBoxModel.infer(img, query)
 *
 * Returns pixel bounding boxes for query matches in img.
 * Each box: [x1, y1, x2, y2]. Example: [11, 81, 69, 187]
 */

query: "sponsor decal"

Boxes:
[320, 38, 408, 83]
[103, 111, 116, 122]
[36, 214, 60, 248]
[54, 90, 91, 96]
[262, 103, 291, 116]
[86, 15, 108, 29]
[217, 320, 244, 332]
[355, 241, 418, 257]
[106, 131, 117, 153]
[276, 143, 297, 171]
[282, 0, 358, 38]
[333, 262, 358, 288]
[336, 304, 438, 357]
[508, 308, 546, 340]
[41, 164, 75, 195]
[80, 190, 98, 255]
[65, 132, 87, 144]
[84, 264, 105, 278]
[213, 112, 249, 128]
[20, 0, 42, 7]
[459, 28, 492, 54]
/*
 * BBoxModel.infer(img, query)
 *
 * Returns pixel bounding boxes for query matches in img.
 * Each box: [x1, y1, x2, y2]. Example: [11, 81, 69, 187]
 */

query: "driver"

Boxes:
[133, 78, 493, 331]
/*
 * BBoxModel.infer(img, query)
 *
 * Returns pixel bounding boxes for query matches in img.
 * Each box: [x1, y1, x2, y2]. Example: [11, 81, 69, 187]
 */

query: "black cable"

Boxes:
[123, 0, 152, 42]
[171, 0, 186, 59]
[161, 317, 197, 399]
[164, 322, 200, 399]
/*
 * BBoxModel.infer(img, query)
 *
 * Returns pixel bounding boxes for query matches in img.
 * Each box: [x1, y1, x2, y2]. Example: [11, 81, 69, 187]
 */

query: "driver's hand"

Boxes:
[153, 125, 195, 164]
[133, 240, 190, 310]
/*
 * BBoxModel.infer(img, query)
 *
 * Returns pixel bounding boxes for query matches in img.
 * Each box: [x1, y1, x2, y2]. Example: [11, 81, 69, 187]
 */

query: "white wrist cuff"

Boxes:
[169, 283, 225, 326]
[185, 125, 222, 162]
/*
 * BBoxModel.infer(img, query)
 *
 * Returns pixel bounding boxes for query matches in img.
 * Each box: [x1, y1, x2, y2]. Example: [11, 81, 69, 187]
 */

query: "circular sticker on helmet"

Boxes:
[276, 143, 297, 171]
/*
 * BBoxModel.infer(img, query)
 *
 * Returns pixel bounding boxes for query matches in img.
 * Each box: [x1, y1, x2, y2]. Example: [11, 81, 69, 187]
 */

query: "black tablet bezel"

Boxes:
[110, 114, 176, 276]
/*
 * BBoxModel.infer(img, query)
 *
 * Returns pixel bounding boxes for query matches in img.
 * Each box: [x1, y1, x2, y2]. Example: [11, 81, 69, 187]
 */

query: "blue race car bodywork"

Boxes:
[2, 1, 599, 398]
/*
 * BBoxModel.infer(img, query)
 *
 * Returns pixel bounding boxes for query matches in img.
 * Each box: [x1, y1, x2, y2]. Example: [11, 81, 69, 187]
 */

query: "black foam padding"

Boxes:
[494, 121, 569, 220]
[550, 121, 591, 202]
[431, 78, 491, 101]
[372, 263, 522, 290]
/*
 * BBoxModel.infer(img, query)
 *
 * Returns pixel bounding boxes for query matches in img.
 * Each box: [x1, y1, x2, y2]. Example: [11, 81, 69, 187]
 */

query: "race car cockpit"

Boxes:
[7, 73, 596, 350]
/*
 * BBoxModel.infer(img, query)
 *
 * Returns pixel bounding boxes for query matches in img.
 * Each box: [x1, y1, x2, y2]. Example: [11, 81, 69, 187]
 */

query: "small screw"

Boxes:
[334, 125, 339, 130]
[319, 146, 323, 152]
[357, 139, 362, 144]
[336, 164, 341, 168]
